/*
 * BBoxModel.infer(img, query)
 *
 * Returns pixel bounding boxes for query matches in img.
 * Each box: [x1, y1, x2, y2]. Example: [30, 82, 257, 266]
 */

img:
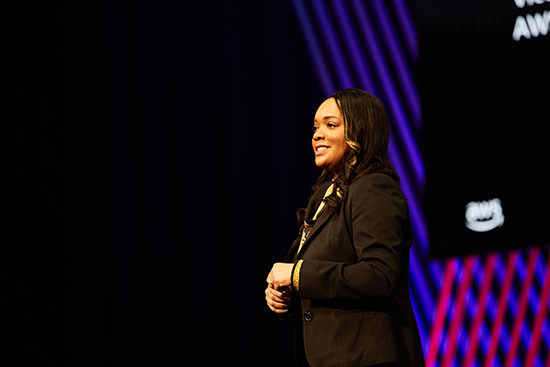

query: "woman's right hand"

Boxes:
[265, 283, 291, 314]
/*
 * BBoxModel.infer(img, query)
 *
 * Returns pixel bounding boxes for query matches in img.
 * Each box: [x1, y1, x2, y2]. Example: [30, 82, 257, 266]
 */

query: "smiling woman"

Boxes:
[312, 98, 348, 173]
[265, 88, 425, 366]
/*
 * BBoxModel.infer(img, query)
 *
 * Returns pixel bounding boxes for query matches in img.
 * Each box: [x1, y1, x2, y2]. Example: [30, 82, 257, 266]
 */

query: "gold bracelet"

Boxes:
[293, 260, 304, 291]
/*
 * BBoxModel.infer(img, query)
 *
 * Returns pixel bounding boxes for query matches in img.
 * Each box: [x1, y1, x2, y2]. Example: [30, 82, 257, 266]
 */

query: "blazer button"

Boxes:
[304, 311, 313, 322]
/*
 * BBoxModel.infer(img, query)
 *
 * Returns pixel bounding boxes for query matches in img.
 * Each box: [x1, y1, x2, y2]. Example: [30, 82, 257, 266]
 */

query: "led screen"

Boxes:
[420, 0, 550, 257]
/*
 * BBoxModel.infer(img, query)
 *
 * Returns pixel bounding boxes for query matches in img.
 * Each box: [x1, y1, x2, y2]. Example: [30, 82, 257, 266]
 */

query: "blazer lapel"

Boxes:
[297, 204, 334, 258]
[284, 182, 332, 261]
[284, 233, 301, 262]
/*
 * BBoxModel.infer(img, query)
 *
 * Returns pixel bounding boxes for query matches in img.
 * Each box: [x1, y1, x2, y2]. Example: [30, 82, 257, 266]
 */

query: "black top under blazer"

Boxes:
[284, 173, 425, 367]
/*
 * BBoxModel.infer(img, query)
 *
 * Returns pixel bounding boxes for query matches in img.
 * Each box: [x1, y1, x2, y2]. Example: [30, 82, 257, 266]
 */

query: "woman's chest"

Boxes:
[302, 213, 358, 263]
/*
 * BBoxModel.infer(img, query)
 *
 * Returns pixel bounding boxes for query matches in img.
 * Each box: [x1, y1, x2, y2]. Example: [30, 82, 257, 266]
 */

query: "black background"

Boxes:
[15, 1, 326, 365]
[419, 0, 550, 258]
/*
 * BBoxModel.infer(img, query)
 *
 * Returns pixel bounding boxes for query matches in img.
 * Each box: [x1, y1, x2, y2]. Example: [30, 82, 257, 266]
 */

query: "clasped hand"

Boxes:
[265, 262, 294, 314]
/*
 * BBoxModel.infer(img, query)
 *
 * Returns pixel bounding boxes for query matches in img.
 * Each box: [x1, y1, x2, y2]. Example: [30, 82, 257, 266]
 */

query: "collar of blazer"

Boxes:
[297, 199, 335, 257]
[286, 181, 336, 259]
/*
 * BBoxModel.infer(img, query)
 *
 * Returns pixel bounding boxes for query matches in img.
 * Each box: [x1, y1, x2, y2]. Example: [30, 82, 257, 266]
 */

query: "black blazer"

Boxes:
[284, 173, 425, 367]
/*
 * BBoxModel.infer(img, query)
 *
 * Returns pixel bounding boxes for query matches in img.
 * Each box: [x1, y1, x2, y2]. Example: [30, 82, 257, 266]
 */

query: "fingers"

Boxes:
[266, 300, 288, 314]
[265, 285, 291, 314]
[267, 286, 290, 304]
[265, 288, 289, 308]
[265, 264, 294, 314]
[266, 303, 287, 314]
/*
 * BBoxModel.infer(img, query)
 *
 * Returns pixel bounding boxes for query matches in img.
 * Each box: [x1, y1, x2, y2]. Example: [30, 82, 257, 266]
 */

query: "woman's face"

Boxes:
[312, 98, 348, 172]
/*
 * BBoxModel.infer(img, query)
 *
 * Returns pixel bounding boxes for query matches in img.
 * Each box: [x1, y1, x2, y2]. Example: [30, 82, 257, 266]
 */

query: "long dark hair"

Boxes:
[310, 88, 399, 213]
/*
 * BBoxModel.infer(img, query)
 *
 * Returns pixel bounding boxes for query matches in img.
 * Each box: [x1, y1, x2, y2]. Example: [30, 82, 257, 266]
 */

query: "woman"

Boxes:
[265, 89, 425, 367]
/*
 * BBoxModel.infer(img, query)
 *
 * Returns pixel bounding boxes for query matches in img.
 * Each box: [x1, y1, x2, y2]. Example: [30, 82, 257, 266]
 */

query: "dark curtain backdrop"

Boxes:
[17, 1, 326, 366]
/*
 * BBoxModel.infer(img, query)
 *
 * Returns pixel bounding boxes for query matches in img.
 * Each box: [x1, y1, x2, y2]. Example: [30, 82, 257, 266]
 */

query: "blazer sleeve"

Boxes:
[296, 174, 407, 301]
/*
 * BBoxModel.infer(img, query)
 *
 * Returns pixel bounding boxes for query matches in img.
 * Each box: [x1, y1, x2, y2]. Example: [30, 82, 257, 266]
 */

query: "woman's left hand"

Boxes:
[266, 262, 294, 290]
[265, 283, 291, 314]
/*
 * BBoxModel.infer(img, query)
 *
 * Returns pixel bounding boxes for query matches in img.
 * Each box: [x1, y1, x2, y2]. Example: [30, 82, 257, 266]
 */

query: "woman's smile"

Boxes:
[314, 144, 330, 156]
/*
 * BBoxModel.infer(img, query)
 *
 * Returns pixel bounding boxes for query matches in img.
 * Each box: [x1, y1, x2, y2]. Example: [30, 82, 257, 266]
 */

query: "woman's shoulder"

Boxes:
[349, 172, 401, 194]
[346, 172, 408, 215]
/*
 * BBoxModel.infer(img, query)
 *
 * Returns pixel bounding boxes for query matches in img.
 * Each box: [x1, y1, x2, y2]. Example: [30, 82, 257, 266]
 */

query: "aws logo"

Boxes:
[465, 198, 505, 232]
